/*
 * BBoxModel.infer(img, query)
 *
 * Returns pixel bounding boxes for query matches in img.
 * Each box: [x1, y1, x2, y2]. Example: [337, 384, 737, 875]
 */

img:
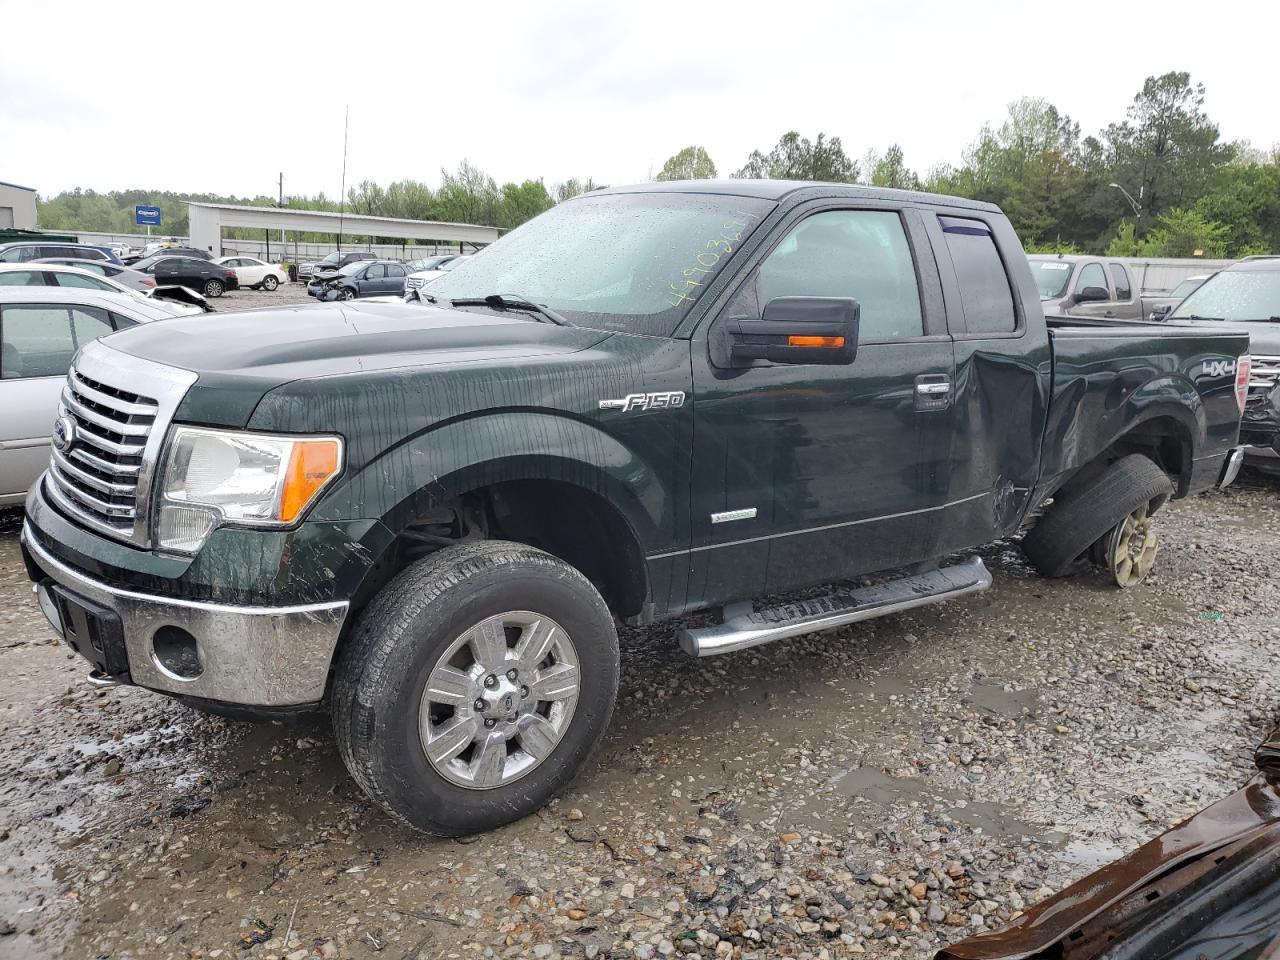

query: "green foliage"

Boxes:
[1024, 237, 1083, 255]
[734, 132, 858, 183]
[656, 146, 717, 182]
[1104, 210, 1231, 258]
[497, 180, 554, 230]
[552, 178, 606, 202]
[864, 145, 920, 190]
[1105, 221, 1141, 257]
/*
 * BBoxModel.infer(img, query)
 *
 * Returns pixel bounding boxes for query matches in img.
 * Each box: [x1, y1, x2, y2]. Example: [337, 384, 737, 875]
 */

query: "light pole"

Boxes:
[1109, 182, 1143, 220]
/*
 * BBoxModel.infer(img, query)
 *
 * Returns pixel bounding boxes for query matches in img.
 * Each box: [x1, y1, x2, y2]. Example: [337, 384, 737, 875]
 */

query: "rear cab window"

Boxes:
[938, 216, 1017, 334]
[1109, 263, 1132, 300]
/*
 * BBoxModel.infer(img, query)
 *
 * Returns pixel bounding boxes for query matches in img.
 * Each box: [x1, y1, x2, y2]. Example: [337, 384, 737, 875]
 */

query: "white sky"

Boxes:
[4, 0, 1278, 200]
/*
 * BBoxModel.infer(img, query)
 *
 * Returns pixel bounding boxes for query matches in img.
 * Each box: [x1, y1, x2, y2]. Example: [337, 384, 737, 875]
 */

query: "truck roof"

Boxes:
[596, 179, 1001, 212]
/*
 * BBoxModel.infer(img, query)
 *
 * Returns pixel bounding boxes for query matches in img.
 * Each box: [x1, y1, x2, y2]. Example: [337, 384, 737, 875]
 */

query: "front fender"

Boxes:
[311, 411, 669, 548]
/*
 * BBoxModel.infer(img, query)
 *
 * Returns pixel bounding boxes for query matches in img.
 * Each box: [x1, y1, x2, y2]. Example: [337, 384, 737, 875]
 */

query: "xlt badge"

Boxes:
[598, 391, 686, 412]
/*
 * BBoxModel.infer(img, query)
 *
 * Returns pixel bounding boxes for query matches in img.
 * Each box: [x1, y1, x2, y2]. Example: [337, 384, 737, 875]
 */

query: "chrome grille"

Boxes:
[1250, 355, 1280, 393]
[49, 369, 158, 538]
[405, 276, 424, 289]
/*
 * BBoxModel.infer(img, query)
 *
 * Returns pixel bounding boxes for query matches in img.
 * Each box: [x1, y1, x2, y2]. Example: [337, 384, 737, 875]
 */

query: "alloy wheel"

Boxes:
[419, 611, 580, 789]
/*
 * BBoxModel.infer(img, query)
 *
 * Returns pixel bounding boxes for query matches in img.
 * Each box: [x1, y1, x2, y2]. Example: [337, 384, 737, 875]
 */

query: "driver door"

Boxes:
[686, 204, 956, 607]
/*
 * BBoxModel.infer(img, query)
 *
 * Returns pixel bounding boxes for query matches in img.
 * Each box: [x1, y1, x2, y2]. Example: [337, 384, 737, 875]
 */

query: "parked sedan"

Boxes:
[0, 241, 121, 265]
[121, 245, 211, 265]
[0, 287, 182, 505]
[215, 256, 289, 291]
[30, 257, 158, 292]
[309, 259, 408, 300]
[133, 255, 238, 297]
[0, 263, 204, 316]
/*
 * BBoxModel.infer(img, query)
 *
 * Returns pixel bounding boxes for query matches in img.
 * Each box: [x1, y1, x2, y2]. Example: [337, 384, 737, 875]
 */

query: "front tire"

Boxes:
[203, 279, 224, 297]
[341, 287, 357, 300]
[332, 541, 619, 836]
[263, 275, 279, 291]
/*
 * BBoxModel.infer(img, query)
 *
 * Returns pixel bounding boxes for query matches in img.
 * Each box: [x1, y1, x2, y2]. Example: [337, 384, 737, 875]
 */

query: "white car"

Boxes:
[0, 287, 190, 505]
[404, 255, 470, 296]
[0, 263, 205, 316]
[215, 256, 290, 291]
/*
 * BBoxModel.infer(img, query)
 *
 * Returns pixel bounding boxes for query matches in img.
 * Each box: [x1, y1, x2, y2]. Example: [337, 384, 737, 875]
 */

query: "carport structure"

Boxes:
[187, 202, 500, 258]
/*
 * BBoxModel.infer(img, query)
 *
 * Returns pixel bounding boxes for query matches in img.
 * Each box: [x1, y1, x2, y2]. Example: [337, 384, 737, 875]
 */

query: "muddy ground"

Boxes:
[1, 468, 1277, 959]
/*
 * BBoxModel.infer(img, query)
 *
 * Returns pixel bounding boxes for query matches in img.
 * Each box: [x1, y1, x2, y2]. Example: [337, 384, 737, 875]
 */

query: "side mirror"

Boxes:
[1075, 285, 1109, 304]
[727, 297, 859, 366]
[1150, 304, 1172, 321]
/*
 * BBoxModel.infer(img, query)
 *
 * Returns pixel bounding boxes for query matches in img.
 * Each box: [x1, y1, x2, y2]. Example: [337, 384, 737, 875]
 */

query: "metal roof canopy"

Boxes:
[187, 202, 499, 254]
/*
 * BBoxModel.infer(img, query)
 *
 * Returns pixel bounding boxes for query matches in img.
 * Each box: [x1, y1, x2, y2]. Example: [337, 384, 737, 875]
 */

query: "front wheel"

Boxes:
[341, 287, 357, 300]
[262, 275, 279, 291]
[332, 541, 619, 836]
[203, 279, 224, 297]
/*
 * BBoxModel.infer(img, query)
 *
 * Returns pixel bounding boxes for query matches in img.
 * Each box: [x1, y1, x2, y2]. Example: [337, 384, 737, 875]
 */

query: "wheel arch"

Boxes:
[317, 412, 667, 624]
[1047, 408, 1199, 505]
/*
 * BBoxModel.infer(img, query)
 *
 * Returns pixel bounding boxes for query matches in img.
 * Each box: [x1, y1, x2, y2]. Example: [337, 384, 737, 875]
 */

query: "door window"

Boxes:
[385, 264, 405, 278]
[0, 270, 44, 286]
[364, 264, 386, 280]
[756, 210, 923, 339]
[938, 217, 1018, 333]
[1076, 262, 1108, 297]
[54, 272, 115, 291]
[1109, 263, 1132, 299]
[1, 305, 78, 378]
[69, 305, 112, 345]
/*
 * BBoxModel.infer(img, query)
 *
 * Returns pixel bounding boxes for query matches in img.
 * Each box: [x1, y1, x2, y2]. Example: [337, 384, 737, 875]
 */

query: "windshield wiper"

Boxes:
[1184, 314, 1225, 322]
[449, 293, 572, 326]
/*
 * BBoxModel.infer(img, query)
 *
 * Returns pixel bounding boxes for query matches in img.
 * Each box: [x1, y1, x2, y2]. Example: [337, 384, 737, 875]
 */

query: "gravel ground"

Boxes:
[0, 475, 1277, 960]
[210, 284, 316, 312]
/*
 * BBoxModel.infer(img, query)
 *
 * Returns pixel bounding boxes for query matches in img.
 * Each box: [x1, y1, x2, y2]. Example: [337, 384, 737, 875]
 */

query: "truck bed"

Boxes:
[1038, 316, 1249, 500]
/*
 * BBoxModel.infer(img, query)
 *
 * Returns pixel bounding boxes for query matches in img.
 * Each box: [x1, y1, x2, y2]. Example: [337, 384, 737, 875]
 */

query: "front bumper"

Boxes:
[22, 521, 348, 706]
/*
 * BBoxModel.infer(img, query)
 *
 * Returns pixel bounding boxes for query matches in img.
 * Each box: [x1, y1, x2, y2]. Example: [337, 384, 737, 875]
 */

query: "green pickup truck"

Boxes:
[21, 181, 1250, 835]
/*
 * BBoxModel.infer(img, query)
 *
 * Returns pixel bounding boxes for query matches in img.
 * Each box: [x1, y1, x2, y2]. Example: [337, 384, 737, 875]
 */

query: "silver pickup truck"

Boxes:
[1028, 255, 1145, 319]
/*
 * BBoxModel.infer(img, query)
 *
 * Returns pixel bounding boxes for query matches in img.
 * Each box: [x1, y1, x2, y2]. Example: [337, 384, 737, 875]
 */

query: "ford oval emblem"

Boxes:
[52, 415, 76, 453]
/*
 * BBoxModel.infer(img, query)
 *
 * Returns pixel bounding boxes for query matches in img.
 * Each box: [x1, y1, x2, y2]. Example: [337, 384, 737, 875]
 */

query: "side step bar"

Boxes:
[678, 557, 992, 657]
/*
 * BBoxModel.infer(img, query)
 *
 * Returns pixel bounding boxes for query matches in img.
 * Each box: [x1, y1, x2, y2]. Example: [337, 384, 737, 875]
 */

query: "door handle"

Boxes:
[914, 375, 952, 411]
[1104, 310, 1115, 318]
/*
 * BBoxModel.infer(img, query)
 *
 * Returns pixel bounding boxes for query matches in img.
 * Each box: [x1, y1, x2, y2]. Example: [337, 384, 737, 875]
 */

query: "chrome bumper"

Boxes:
[22, 522, 348, 706]
[1219, 446, 1245, 489]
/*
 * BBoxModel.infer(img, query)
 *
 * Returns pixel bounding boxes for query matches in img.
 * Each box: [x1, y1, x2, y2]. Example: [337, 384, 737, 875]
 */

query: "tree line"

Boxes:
[35, 71, 1279, 257]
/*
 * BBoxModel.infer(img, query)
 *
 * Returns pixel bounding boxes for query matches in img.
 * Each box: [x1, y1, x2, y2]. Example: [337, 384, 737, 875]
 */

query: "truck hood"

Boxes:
[103, 300, 613, 427]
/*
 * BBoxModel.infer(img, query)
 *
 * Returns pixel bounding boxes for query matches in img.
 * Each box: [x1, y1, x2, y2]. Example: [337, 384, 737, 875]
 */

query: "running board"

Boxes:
[678, 557, 992, 657]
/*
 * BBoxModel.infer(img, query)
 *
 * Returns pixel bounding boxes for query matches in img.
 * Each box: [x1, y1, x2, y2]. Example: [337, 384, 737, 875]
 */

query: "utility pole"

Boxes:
[338, 106, 349, 251]
[278, 172, 286, 246]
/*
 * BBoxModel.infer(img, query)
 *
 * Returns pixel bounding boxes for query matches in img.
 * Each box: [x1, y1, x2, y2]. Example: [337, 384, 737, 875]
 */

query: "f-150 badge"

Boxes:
[598, 391, 686, 412]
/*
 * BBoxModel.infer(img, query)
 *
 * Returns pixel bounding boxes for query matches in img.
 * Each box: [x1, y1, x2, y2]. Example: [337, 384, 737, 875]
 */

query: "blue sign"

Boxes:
[135, 205, 162, 226]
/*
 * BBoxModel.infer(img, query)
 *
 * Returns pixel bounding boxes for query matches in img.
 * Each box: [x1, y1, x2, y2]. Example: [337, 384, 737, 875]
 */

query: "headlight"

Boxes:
[157, 427, 343, 553]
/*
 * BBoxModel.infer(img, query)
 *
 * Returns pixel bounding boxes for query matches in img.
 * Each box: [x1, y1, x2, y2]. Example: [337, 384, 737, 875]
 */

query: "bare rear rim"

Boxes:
[1104, 500, 1160, 587]
[419, 611, 581, 790]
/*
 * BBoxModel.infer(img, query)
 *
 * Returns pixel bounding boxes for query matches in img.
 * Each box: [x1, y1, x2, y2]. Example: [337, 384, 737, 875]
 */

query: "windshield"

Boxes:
[1169, 277, 1206, 300]
[425, 192, 773, 336]
[319, 253, 342, 266]
[338, 261, 368, 276]
[1028, 259, 1073, 299]
[1170, 270, 1280, 321]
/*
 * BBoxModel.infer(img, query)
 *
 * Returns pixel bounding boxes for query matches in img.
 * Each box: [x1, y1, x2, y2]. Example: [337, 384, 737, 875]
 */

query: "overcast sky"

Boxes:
[4, 0, 1278, 201]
